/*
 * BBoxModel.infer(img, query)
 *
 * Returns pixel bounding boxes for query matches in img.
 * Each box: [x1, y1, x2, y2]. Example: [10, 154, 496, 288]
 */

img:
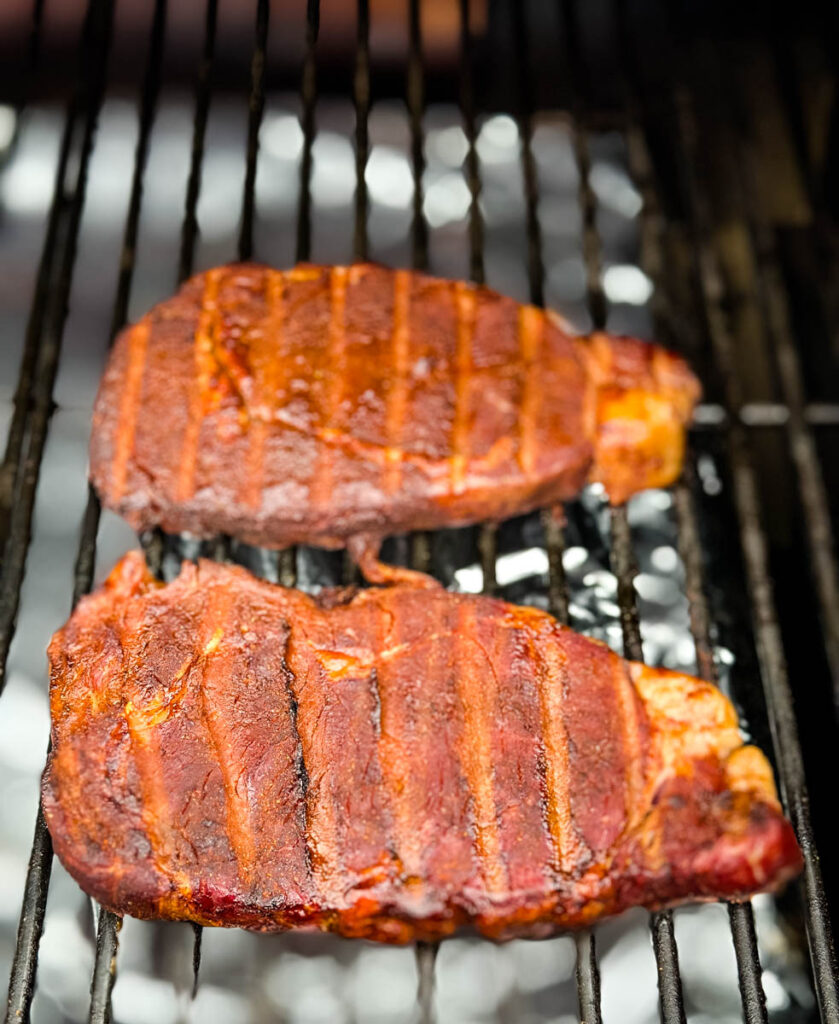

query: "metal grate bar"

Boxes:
[0, 0, 114, 699]
[727, 901, 769, 1024]
[694, 401, 839, 428]
[22, 0, 46, 103]
[458, 0, 484, 286]
[510, 0, 544, 308]
[178, 0, 218, 284]
[296, 0, 320, 265]
[676, 481, 768, 1018]
[4, 807, 53, 1024]
[353, 0, 371, 262]
[557, 0, 687, 1019]
[509, 1, 603, 1018]
[665, 51, 839, 1024]
[238, 0, 269, 262]
[556, 0, 604, 330]
[574, 928, 602, 1024]
[768, 28, 839, 358]
[106, 0, 167, 339]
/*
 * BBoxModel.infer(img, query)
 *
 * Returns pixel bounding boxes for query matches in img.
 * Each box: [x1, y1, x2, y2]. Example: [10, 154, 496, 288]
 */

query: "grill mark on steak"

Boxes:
[612, 657, 647, 835]
[120, 625, 193, 907]
[110, 320, 150, 503]
[534, 635, 590, 875]
[177, 268, 222, 502]
[517, 305, 542, 480]
[384, 269, 411, 493]
[311, 266, 349, 508]
[277, 628, 314, 884]
[244, 269, 285, 509]
[453, 603, 508, 896]
[195, 589, 258, 889]
[450, 281, 475, 495]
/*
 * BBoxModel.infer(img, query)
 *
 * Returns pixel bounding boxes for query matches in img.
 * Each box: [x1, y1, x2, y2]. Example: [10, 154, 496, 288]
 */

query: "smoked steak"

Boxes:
[89, 263, 700, 574]
[43, 553, 800, 942]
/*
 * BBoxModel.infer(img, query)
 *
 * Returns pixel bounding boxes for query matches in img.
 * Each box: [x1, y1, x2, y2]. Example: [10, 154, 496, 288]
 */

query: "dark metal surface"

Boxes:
[415, 941, 438, 1024]
[0, 0, 113, 699]
[295, 0, 320, 266]
[663, 64, 839, 1024]
[3, 810, 52, 1024]
[617, 3, 839, 1020]
[406, 0, 427, 273]
[178, 0, 218, 285]
[87, 913, 119, 1024]
[352, 0, 370, 262]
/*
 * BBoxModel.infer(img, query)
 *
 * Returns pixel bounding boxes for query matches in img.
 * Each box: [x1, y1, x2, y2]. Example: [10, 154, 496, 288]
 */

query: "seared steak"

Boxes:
[43, 553, 800, 942]
[89, 263, 700, 576]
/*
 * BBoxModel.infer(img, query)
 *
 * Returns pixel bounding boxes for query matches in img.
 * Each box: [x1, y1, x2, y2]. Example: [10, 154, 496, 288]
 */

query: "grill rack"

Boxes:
[1, 1, 838, 1022]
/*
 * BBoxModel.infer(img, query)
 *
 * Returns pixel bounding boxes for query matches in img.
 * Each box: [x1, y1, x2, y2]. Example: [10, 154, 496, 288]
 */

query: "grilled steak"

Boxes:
[43, 552, 800, 942]
[89, 263, 700, 577]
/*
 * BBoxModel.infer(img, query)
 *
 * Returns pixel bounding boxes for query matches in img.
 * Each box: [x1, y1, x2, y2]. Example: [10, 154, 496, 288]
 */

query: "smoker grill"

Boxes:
[1, 0, 838, 1021]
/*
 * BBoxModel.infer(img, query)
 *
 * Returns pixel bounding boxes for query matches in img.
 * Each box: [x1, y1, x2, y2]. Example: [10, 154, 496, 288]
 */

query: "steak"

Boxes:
[89, 263, 700, 577]
[43, 552, 800, 942]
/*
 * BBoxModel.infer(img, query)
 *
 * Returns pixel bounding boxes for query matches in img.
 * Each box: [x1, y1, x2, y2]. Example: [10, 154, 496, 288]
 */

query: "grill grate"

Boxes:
[1, 1, 838, 1022]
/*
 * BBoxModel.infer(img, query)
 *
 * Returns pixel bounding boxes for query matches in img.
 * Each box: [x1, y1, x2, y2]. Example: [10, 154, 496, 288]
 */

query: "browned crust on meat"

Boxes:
[89, 264, 700, 555]
[43, 553, 800, 942]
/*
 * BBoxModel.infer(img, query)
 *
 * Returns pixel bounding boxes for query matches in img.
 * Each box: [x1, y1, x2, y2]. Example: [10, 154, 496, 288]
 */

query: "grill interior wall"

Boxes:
[1, 1, 838, 1022]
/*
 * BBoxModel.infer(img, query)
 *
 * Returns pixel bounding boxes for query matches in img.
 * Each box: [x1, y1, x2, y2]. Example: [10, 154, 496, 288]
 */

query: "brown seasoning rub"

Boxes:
[89, 263, 700, 571]
[43, 553, 801, 942]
